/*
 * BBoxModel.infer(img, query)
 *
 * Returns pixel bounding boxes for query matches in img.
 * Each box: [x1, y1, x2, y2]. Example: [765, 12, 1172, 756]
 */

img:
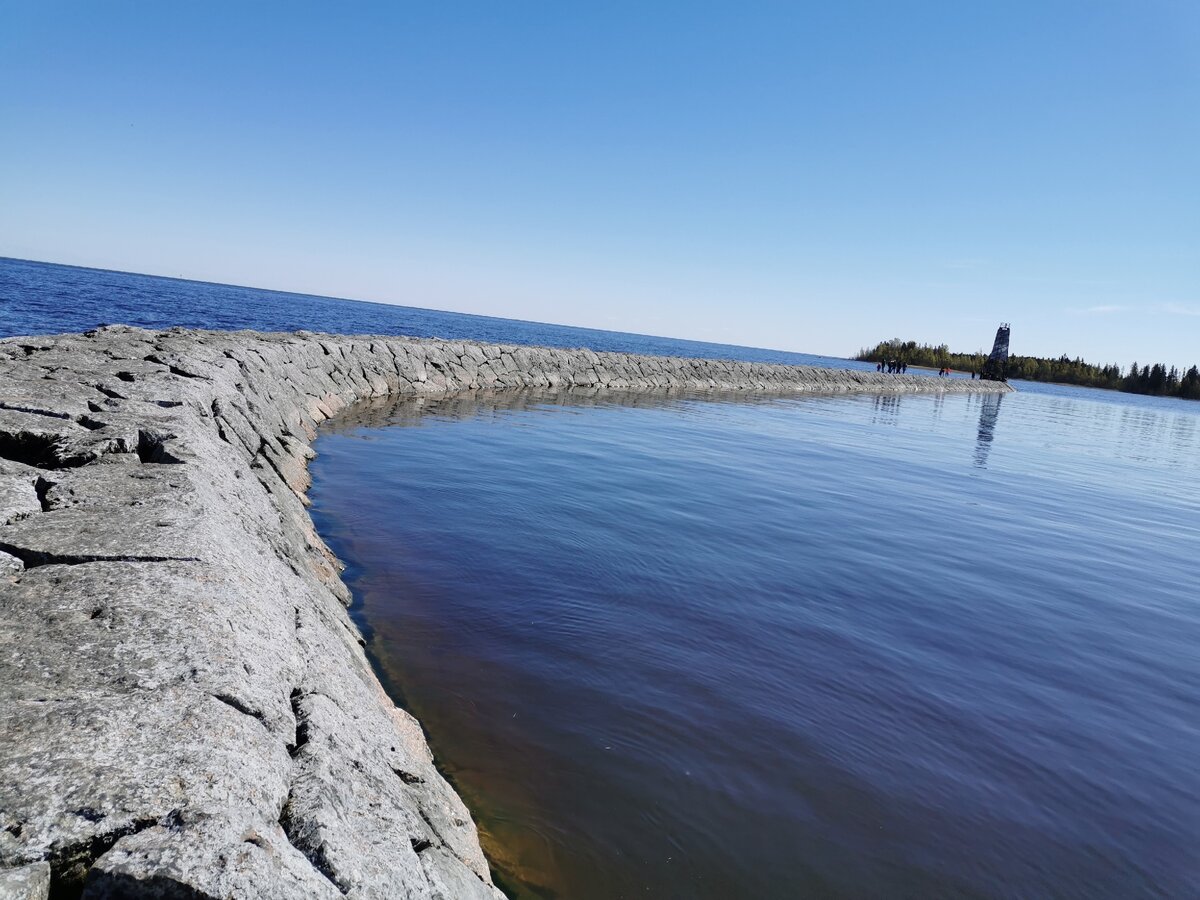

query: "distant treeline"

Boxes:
[856, 339, 1200, 400]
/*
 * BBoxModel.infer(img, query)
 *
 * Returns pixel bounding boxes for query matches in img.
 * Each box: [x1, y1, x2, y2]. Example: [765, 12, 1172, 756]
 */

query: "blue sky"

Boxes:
[2, 1, 1197, 366]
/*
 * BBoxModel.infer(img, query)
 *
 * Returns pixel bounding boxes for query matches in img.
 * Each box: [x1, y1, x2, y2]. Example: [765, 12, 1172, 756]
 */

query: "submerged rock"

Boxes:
[0, 327, 1010, 896]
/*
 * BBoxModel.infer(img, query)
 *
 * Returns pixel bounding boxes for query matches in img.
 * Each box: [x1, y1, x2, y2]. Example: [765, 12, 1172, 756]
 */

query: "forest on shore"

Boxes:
[856, 339, 1200, 400]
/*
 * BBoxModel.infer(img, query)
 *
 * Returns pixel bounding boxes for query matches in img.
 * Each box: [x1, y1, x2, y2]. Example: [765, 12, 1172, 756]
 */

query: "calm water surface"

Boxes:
[7, 258, 1198, 897]
[311, 384, 1199, 899]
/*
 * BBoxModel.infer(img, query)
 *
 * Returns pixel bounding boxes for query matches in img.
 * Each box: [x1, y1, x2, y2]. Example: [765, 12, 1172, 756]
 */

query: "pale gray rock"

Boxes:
[0, 326, 1009, 896]
[0, 862, 49, 900]
[0, 475, 40, 528]
[0, 552, 21, 578]
[82, 809, 343, 900]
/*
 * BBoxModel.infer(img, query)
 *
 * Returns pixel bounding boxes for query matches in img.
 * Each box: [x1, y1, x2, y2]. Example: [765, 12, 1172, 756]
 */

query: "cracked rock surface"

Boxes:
[0, 327, 1011, 897]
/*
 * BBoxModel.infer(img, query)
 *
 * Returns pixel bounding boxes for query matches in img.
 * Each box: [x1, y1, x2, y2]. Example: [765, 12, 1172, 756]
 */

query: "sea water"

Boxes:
[310, 387, 1198, 898]
[5, 257, 1197, 897]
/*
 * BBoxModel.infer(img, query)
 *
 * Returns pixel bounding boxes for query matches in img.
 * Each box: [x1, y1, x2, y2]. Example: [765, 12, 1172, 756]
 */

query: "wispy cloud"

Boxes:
[1160, 302, 1200, 317]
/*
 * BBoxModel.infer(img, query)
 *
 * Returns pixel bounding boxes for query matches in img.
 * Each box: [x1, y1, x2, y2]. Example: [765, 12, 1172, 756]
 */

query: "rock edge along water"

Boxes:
[0, 327, 1010, 899]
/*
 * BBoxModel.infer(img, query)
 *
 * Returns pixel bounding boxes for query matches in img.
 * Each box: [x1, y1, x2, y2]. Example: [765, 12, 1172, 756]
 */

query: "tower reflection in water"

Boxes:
[974, 392, 1004, 468]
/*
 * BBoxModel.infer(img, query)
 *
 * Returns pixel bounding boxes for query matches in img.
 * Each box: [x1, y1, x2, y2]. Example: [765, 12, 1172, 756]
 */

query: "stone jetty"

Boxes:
[0, 327, 1011, 898]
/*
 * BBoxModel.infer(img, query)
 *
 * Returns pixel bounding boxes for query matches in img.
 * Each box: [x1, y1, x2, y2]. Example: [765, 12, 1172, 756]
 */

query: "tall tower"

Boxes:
[981, 323, 1010, 381]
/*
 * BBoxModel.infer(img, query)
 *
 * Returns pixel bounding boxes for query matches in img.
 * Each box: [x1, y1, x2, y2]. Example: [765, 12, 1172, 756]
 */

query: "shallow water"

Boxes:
[7, 258, 1198, 898]
[311, 385, 1200, 899]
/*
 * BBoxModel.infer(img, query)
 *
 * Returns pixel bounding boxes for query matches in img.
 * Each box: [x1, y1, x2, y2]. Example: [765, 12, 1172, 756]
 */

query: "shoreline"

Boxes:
[0, 327, 1010, 897]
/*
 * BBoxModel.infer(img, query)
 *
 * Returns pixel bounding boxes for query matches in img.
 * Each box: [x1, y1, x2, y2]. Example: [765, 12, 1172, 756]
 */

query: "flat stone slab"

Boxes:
[0, 326, 1011, 896]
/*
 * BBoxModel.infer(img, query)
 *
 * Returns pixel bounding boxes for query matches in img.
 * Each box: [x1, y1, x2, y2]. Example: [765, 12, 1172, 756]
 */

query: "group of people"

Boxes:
[938, 367, 982, 378]
[875, 360, 977, 378]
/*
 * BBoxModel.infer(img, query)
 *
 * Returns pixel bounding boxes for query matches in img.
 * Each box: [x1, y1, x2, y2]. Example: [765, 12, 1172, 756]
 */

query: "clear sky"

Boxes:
[2, 2, 1197, 366]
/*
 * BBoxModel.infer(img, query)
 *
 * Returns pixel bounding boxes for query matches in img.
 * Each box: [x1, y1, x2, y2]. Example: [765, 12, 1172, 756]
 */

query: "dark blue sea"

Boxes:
[5, 258, 1198, 898]
[0, 257, 855, 370]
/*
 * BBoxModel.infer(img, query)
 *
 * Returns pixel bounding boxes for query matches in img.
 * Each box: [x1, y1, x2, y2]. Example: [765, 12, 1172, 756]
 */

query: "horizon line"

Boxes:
[1, 255, 850, 362]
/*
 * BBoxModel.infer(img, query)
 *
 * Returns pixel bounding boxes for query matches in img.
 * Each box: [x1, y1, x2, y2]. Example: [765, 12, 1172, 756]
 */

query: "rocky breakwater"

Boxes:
[0, 327, 1011, 899]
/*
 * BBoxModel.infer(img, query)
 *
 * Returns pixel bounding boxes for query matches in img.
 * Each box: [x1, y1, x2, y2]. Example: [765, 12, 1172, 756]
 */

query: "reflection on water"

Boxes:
[310, 385, 1200, 899]
[870, 392, 902, 427]
[974, 392, 1003, 468]
[328, 385, 815, 433]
